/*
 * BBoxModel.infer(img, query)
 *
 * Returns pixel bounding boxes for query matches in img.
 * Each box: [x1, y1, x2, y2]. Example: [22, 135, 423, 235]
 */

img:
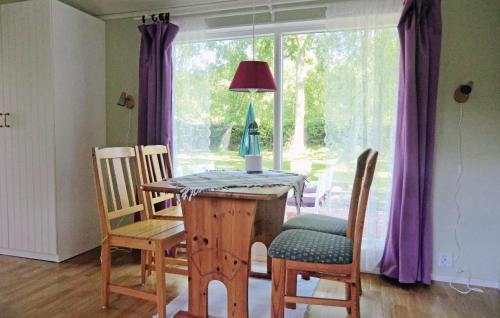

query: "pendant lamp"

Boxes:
[230, 2, 275, 174]
[229, 3, 276, 92]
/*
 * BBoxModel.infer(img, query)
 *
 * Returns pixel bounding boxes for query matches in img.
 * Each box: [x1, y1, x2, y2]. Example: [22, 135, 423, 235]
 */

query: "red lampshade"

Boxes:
[229, 61, 277, 92]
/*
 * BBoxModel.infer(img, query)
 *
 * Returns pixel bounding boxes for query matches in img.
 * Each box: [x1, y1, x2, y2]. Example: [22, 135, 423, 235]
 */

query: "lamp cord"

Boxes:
[126, 108, 132, 146]
[252, 0, 255, 60]
[448, 104, 484, 295]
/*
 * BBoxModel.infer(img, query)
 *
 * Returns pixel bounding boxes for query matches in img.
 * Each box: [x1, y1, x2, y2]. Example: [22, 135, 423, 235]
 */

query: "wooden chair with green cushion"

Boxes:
[282, 149, 372, 293]
[282, 149, 372, 238]
[268, 149, 378, 318]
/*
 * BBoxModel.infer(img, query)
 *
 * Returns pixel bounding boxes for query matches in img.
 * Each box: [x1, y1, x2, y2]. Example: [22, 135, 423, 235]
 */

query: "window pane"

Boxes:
[282, 29, 398, 253]
[174, 36, 274, 175]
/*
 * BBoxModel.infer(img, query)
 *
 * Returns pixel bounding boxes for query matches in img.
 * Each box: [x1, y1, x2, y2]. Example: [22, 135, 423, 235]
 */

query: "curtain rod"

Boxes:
[99, 0, 328, 21]
[132, 3, 326, 22]
[139, 12, 170, 24]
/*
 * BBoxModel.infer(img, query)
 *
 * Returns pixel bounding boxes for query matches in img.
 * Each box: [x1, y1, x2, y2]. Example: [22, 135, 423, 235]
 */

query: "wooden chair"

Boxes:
[268, 149, 378, 318]
[282, 149, 371, 238]
[92, 147, 186, 318]
[136, 145, 188, 274]
[136, 145, 183, 221]
[281, 149, 373, 294]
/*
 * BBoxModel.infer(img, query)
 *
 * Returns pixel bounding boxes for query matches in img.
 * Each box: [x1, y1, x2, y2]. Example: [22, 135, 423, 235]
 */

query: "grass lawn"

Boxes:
[176, 149, 329, 180]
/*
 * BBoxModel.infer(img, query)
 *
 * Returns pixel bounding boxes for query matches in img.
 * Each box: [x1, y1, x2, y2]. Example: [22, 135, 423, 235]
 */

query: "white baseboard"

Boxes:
[0, 248, 60, 262]
[431, 273, 499, 289]
[0, 243, 101, 263]
[356, 266, 498, 290]
[56, 243, 101, 262]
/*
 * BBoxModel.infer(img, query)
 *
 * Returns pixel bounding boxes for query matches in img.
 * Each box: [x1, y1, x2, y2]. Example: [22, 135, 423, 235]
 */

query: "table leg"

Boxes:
[251, 194, 287, 279]
[178, 196, 257, 318]
[227, 269, 249, 317]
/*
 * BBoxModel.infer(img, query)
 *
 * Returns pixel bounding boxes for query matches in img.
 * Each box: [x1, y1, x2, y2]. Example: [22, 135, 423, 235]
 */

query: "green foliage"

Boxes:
[223, 123, 274, 151]
[306, 120, 326, 147]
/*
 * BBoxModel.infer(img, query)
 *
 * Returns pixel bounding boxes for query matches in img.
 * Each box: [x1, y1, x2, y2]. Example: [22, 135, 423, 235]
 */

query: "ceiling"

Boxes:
[1, 0, 209, 16]
[0, 0, 327, 19]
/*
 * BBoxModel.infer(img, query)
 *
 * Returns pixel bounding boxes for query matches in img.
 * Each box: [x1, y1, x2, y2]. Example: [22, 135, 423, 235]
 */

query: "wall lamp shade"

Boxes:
[229, 61, 277, 92]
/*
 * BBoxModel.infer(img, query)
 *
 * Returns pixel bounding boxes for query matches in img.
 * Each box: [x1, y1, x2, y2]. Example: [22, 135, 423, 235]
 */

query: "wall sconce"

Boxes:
[454, 81, 473, 103]
[117, 92, 135, 109]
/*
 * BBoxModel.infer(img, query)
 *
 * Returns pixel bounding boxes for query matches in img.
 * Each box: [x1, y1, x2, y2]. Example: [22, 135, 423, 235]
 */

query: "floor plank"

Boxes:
[0, 249, 498, 318]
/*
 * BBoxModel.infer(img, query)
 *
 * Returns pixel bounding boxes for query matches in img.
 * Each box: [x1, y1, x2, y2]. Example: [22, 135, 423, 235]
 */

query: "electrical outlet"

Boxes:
[438, 252, 453, 267]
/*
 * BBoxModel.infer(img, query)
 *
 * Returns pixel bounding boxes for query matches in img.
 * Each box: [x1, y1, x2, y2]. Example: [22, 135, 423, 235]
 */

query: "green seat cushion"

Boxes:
[268, 229, 353, 264]
[282, 214, 348, 236]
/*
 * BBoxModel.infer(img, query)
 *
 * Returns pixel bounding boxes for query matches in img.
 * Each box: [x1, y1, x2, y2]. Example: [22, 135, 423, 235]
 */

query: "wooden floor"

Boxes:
[0, 249, 498, 318]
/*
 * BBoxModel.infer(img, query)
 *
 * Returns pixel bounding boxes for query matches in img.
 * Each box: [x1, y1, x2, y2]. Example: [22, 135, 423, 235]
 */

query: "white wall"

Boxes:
[105, 18, 140, 147]
[431, 0, 500, 288]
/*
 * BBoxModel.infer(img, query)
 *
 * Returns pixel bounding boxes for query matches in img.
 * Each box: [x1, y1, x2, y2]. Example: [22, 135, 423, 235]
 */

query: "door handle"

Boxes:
[4, 113, 10, 128]
[0, 113, 3, 128]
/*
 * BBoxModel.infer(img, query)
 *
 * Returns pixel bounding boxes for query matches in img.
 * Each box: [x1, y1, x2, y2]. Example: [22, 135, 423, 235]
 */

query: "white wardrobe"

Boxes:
[0, 0, 106, 261]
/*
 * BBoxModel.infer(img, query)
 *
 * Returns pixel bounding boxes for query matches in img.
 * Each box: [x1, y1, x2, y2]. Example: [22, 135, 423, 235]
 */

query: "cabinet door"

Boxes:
[0, 111, 9, 249]
[51, 0, 105, 260]
[0, 13, 8, 248]
[0, 0, 57, 257]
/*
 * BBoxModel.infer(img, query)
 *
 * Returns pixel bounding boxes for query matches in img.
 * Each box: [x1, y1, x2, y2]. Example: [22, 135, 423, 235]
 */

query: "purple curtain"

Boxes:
[137, 22, 179, 224]
[380, 0, 442, 284]
[138, 22, 179, 150]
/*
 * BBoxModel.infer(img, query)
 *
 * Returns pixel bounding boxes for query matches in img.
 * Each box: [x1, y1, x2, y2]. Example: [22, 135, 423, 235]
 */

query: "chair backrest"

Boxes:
[346, 149, 373, 239]
[136, 145, 176, 217]
[351, 149, 378, 271]
[92, 147, 145, 238]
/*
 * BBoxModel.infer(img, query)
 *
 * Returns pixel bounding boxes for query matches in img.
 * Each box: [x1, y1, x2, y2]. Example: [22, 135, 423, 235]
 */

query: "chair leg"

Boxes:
[345, 283, 351, 314]
[155, 243, 167, 318]
[285, 269, 297, 309]
[146, 251, 153, 277]
[100, 238, 111, 309]
[271, 258, 286, 318]
[350, 283, 360, 318]
[267, 255, 272, 276]
[172, 246, 179, 258]
[140, 250, 147, 285]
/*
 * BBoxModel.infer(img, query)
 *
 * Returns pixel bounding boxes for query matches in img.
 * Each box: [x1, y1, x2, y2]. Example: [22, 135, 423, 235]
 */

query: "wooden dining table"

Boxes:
[141, 181, 292, 318]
